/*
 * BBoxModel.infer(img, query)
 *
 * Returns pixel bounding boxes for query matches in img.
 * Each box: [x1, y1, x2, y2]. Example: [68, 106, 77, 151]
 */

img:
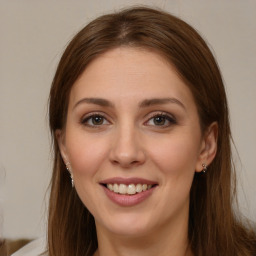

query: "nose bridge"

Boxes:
[110, 120, 145, 167]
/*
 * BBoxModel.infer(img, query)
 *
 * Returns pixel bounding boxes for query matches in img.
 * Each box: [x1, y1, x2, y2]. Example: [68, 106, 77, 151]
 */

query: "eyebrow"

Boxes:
[139, 98, 186, 110]
[73, 97, 185, 110]
[73, 97, 114, 110]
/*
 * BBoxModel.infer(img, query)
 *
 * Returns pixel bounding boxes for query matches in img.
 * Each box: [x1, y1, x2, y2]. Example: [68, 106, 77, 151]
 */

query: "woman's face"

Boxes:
[58, 47, 215, 238]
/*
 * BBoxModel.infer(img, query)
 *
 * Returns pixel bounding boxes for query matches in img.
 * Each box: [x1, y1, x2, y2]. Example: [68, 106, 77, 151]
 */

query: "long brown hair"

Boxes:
[48, 6, 256, 256]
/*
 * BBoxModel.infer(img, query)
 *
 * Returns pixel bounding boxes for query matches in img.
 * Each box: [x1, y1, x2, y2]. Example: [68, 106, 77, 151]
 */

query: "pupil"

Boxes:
[154, 116, 165, 125]
[93, 116, 103, 125]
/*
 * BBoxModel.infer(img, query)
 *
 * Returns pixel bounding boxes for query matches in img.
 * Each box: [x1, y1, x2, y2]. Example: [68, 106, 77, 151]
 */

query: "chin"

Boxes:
[97, 211, 154, 237]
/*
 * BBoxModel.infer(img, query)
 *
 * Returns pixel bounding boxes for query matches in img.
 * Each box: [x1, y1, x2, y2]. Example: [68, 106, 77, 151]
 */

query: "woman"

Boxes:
[13, 6, 256, 256]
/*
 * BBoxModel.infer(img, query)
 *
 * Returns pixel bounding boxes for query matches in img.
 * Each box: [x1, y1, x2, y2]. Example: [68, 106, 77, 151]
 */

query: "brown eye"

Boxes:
[91, 116, 104, 125]
[145, 113, 176, 128]
[153, 116, 166, 126]
[81, 114, 110, 127]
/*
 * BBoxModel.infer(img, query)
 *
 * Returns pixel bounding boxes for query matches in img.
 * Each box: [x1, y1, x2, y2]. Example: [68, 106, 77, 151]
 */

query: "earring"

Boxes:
[66, 162, 74, 187]
[202, 163, 207, 173]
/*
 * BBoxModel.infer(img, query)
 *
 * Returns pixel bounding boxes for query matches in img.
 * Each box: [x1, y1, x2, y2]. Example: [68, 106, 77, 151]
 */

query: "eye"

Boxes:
[81, 114, 110, 127]
[145, 113, 176, 127]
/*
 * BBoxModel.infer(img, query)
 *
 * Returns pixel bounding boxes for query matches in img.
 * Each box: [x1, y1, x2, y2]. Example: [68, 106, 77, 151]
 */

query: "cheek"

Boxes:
[148, 132, 201, 179]
[147, 134, 201, 214]
[66, 134, 109, 177]
[65, 134, 110, 210]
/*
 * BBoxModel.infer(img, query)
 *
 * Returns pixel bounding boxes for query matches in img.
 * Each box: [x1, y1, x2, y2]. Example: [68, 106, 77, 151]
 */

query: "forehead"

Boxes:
[69, 47, 195, 109]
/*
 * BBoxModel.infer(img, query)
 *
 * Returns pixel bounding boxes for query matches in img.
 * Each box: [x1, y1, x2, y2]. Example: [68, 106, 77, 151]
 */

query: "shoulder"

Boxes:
[11, 237, 47, 256]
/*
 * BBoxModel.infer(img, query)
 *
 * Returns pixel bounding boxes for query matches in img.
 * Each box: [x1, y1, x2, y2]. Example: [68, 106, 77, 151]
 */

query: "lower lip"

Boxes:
[102, 185, 156, 207]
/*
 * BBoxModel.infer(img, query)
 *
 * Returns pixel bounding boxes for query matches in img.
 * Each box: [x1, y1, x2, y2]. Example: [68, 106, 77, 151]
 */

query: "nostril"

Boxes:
[109, 142, 146, 167]
[110, 159, 141, 168]
[112, 160, 119, 165]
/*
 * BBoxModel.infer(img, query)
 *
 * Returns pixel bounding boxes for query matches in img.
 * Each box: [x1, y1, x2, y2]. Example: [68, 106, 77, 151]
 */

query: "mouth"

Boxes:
[100, 177, 158, 207]
[100, 177, 158, 196]
[102, 183, 157, 195]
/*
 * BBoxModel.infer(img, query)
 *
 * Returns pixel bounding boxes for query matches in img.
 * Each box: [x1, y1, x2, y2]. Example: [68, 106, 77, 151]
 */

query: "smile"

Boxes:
[100, 177, 158, 206]
[106, 183, 153, 195]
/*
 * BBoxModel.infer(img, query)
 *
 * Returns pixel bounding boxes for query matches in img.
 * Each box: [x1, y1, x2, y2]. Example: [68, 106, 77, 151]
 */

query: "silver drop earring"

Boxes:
[202, 163, 207, 173]
[66, 162, 74, 187]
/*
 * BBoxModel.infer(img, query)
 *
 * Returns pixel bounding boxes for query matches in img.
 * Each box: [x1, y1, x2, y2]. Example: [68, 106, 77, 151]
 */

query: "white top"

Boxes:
[11, 238, 47, 256]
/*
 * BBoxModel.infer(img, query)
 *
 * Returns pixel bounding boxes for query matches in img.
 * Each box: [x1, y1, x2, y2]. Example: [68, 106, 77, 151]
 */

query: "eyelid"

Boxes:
[80, 111, 176, 128]
[80, 112, 111, 126]
[144, 111, 177, 127]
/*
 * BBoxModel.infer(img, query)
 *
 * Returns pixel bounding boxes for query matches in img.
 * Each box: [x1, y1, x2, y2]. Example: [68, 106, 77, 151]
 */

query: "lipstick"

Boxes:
[100, 177, 158, 207]
[100, 177, 157, 185]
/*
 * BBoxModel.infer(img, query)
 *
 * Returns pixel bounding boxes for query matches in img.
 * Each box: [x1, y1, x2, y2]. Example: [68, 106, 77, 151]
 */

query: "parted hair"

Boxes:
[48, 6, 256, 256]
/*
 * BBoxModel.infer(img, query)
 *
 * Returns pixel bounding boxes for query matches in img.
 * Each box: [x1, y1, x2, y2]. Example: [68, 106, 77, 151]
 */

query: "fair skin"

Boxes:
[57, 47, 217, 256]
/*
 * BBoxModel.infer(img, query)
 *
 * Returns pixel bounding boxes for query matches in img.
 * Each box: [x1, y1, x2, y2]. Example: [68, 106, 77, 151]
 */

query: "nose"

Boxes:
[109, 125, 146, 168]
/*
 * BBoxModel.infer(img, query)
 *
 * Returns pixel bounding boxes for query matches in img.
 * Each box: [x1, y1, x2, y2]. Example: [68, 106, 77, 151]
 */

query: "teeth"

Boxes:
[136, 184, 142, 193]
[107, 184, 113, 191]
[127, 184, 136, 195]
[119, 184, 127, 194]
[113, 183, 119, 193]
[106, 183, 153, 195]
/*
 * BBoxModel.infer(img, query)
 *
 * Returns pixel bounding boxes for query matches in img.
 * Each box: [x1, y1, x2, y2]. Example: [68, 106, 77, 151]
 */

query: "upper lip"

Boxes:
[100, 177, 158, 185]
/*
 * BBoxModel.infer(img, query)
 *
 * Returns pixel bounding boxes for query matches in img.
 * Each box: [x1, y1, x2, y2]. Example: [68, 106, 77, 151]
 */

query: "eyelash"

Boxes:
[81, 112, 110, 128]
[145, 112, 177, 128]
[80, 112, 176, 128]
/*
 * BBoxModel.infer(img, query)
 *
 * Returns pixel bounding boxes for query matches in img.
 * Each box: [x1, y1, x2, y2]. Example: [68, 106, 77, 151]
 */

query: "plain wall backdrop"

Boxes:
[0, 0, 255, 239]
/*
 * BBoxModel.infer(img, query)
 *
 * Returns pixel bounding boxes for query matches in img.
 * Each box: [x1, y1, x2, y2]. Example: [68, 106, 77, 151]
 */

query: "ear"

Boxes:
[195, 122, 218, 173]
[55, 129, 69, 164]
